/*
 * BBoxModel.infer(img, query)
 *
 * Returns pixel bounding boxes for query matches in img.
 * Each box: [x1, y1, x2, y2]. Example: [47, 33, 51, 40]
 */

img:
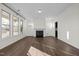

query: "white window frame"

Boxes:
[1, 9, 11, 39]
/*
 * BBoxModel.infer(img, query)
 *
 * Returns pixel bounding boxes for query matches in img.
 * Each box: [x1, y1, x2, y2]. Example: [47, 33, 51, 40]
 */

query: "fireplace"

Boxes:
[36, 31, 43, 38]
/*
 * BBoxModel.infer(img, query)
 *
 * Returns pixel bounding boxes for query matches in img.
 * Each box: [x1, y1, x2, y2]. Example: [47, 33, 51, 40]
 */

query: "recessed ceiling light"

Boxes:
[38, 9, 42, 13]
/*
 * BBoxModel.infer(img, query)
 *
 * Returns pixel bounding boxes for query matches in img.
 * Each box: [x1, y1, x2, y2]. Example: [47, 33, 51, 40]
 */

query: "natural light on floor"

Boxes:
[27, 46, 50, 56]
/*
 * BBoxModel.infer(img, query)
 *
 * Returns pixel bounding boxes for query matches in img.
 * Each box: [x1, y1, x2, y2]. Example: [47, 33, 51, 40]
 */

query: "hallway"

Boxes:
[0, 36, 79, 56]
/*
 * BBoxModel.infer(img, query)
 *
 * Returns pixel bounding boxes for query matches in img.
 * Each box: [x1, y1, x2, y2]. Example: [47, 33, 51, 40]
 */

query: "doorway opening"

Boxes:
[55, 21, 58, 39]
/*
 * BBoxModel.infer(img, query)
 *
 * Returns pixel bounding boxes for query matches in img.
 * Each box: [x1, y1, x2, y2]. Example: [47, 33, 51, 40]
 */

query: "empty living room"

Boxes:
[0, 1, 79, 59]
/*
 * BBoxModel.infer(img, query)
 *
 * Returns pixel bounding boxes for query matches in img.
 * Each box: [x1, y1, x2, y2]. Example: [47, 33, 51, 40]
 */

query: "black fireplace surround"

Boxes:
[36, 31, 43, 38]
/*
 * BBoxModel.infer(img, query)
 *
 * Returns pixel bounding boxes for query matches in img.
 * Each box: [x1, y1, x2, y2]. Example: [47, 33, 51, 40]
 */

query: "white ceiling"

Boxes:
[8, 3, 72, 20]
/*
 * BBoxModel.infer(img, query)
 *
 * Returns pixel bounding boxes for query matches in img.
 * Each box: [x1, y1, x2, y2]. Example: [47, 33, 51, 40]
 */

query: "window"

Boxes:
[12, 16, 19, 35]
[1, 10, 10, 38]
[20, 20, 23, 33]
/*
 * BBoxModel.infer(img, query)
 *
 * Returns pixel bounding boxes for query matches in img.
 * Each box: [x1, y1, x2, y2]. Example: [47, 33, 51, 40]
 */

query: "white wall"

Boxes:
[43, 17, 56, 37]
[0, 4, 26, 49]
[58, 4, 79, 49]
[24, 17, 57, 37]
[22, 19, 34, 37]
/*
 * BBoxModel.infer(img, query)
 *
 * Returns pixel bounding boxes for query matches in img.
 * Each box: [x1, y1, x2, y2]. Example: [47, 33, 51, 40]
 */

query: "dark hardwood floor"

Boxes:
[0, 36, 79, 56]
